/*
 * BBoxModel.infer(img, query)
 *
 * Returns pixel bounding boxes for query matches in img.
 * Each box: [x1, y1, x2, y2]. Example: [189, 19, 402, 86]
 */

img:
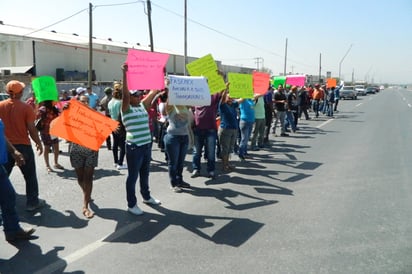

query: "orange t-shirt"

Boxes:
[312, 88, 324, 100]
[0, 99, 35, 145]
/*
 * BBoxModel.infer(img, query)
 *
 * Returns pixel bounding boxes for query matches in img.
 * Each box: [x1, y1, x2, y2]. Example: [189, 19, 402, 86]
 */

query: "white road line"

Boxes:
[34, 221, 142, 274]
[316, 119, 333, 128]
[408, 104, 412, 108]
[355, 103, 363, 107]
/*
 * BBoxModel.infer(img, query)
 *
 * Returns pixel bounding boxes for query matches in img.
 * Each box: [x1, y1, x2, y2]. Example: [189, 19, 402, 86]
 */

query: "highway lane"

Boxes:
[1, 89, 411, 273]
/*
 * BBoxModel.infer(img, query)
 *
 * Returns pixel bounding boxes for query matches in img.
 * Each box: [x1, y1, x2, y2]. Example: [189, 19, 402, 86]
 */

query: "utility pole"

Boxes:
[339, 44, 353, 81]
[88, 2, 93, 89]
[147, 0, 154, 52]
[254, 57, 263, 71]
[319, 53, 322, 83]
[283, 38, 288, 75]
[184, 0, 187, 75]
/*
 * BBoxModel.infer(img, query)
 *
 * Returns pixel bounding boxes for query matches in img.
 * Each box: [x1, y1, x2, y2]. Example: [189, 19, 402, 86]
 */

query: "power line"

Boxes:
[23, 8, 89, 36]
[23, 1, 146, 37]
[151, 1, 284, 59]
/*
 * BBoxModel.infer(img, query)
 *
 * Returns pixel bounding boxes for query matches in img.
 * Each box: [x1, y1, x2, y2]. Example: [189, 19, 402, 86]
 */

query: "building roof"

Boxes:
[0, 22, 179, 55]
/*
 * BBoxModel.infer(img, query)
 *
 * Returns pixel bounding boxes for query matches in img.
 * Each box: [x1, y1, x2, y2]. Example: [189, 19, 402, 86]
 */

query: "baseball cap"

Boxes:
[76, 87, 86, 94]
[6, 80, 25, 94]
[104, 87, 113, 94]
[129, 90, 144, 96]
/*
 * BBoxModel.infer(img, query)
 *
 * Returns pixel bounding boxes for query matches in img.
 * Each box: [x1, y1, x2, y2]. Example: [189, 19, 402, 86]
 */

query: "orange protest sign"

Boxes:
[327, 78, 337, 88]
[50, 99, 119, 151]
[253, 71, 271, 95]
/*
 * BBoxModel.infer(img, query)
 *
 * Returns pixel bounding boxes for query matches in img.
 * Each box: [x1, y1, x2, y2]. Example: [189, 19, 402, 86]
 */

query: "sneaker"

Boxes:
[5, 227, 36, 242]
[178, 181, 191, 188]
[117, 164, 128, 170]
[208, 171, 216, 179]
[143, 197, 161, 205]
[127, 205, 144, 216]
[191, 170, 200, 178]
[26, 199, 46, 212]
[171, 186, 183, 193]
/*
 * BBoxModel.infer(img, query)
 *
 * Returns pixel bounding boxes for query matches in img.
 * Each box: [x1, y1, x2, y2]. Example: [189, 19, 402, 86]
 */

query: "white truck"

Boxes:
[354, 85, 366, 96]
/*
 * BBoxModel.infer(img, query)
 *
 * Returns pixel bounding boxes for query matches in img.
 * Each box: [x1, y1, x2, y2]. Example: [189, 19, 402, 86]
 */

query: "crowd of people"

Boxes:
[0, 68, 343, 242]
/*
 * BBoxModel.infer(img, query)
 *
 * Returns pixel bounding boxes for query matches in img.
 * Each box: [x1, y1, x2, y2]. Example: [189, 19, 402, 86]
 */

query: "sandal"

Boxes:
[46, 166, 52, 173]
[82, 208, 94, 219]
[54, 164, 64, 170]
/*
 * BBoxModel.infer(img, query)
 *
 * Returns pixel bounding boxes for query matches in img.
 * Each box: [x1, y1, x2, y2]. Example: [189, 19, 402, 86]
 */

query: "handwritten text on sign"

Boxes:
[50, 99, 118, 151]
[168, 75, 211, 106]
[126, 49, 169, 90]
[186, 54, 226, 94]
[31, 76, 59, 103]
[228, 73, 253, 99]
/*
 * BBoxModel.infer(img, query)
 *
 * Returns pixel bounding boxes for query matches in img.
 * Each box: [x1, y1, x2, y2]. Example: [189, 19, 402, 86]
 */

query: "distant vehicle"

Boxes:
[0, 93, 9, 101]
[354, 85, 366, 96]
[340, 86, 357, 100]
[365, 87, 377, 94]
[379, 85, 385, 90]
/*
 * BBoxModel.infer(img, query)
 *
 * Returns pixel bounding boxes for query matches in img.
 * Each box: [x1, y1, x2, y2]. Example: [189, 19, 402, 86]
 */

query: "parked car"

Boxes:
[340, 86, 357, 100]
[365, 87, 377, 94]
[0, 93, 9, 101]
[355, 85, 366, 96]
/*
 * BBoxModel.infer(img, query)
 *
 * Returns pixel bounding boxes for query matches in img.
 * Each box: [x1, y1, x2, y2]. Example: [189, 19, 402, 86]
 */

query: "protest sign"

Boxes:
[228, 73, 253, 99]
[126, 49, 169, 90]
[285, 75, 306, 87]
[253, 71, 270, 95]
[272, 76, 286, 88]
[50, 99, 118, 151]
[327, 78, 337, 88]
[31, 76, 59, 103]
[186, 54, 226, 94]
[168, 75, 211, 106]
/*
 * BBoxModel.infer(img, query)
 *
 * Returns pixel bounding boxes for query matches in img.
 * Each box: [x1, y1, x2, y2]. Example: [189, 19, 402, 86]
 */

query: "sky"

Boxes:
[1, 0, 411, 84]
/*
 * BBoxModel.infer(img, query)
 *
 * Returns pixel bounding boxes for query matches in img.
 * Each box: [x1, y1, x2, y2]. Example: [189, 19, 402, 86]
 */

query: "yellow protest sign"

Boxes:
[186, 54, 226, 94]
[228, 73, 253, 99]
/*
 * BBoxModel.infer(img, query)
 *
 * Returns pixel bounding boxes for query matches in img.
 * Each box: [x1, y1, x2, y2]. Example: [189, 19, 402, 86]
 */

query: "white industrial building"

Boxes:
[0, 22, 254, 88]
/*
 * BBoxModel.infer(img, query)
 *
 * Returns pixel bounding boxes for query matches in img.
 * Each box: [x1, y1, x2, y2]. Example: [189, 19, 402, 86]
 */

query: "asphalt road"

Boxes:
[1, 88, 412, 274]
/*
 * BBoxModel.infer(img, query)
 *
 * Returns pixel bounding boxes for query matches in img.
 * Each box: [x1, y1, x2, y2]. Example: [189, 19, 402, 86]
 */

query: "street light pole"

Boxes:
[88, 2, 93, 89]
[184, 0, 187, 75]
[338, 44, 353, 81]
[147, 0, 154, 52]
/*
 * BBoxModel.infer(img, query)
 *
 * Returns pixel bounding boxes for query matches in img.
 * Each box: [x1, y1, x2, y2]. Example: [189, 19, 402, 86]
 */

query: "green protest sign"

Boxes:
[272, 76, 286, 88]
[228, 73, 253, 99]
[186, 54, 226, 94]
[32, 76, 59, 103]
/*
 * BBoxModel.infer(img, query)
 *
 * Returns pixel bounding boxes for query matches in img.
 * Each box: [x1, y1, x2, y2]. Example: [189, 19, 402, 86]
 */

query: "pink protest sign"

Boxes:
[126, 49, 169, 90]
[253, 71, 271, 95]
[286, 75, 306, 87]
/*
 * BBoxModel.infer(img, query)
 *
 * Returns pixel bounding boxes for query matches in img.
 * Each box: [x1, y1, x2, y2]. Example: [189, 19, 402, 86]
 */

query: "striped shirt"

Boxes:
[121, 103, 151, 146]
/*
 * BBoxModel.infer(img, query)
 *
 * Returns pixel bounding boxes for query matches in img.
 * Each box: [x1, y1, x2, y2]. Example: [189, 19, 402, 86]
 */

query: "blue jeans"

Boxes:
[192, 129, 217, 173]
[4, 144, 40, 207]
[164, 134, 188, 187]
[238, 120, 254, 157]
[0, 165, 21, 236]
[125, 142, 152, 208]
[285, 110, 297, 132]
